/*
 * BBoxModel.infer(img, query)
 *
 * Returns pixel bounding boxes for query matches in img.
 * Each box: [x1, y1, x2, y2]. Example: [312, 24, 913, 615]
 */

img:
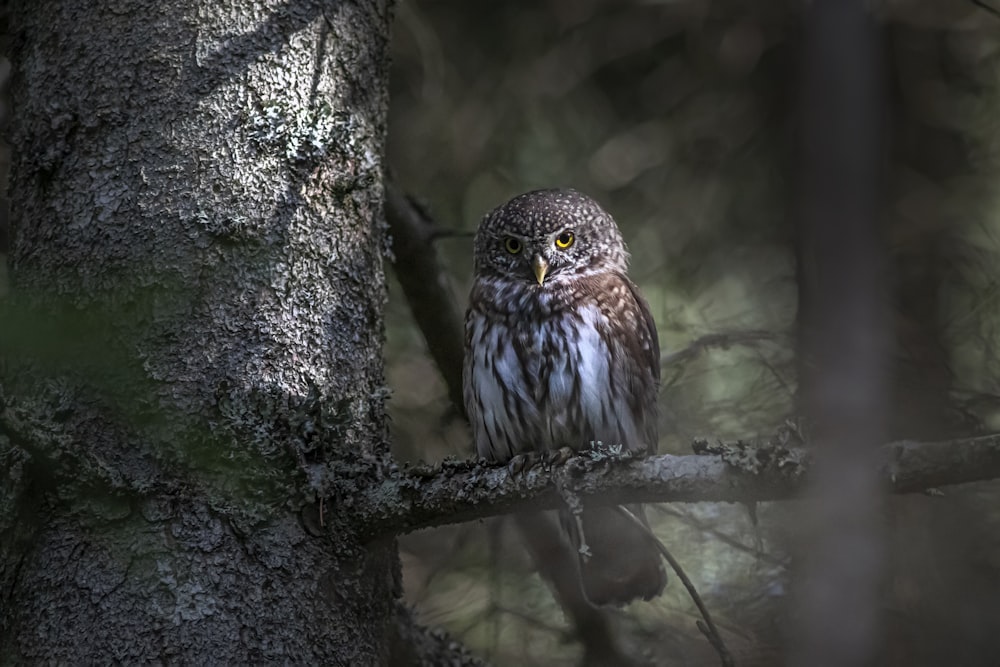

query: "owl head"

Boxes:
[472, 189, 630, 286]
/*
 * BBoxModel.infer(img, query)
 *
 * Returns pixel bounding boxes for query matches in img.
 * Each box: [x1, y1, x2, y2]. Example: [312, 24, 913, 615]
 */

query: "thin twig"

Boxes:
[616, 506, 735, 667]
[650, 504, 789, 568]
[662, 330, 784, 369]
[662, 330, 786, 391]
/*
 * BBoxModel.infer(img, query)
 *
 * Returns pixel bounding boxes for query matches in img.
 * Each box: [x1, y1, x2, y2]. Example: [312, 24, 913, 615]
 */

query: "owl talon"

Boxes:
[547, 446, 574, 467]
[507, 456, 525, 477]
[507, 453, 531, 477]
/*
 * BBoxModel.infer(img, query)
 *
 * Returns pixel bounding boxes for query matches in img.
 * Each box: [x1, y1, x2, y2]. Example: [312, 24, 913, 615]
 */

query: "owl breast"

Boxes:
[465, 297, 643, 462]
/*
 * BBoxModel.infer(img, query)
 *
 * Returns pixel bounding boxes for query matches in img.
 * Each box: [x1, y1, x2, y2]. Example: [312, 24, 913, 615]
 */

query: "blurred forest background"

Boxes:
[384, 0, 1000, 664]
[3, 0, 1000, 664]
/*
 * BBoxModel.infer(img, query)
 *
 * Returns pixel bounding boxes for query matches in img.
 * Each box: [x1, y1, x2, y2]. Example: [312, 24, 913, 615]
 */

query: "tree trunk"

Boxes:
[881, 18, 1000, 666]
[791, 2, 889, 665]
[1, 0, 404, 662]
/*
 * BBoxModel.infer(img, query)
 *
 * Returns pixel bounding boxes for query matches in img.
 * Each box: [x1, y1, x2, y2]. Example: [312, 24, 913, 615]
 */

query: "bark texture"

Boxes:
[1, 0, 401, 663]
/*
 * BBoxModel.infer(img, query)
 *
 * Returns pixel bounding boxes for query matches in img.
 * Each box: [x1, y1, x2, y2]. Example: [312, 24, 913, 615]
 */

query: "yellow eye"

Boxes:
[504, 237, 522, 254]
[555, 231, 574, 249]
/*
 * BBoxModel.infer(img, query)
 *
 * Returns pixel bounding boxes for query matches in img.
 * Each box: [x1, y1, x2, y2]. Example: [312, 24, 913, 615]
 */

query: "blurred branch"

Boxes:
[971, 0, 1000, 20]
[661, 330, 784, 369]
[384, 180, 466, 413]
[651, 505, 789, 567]
[345, 434, 1000, 540]
[661, 330, 787, 390]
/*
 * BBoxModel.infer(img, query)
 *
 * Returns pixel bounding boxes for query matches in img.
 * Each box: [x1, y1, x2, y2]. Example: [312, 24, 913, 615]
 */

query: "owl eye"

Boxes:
[555, 231, 574, 249]
[504, 237, 522, 254]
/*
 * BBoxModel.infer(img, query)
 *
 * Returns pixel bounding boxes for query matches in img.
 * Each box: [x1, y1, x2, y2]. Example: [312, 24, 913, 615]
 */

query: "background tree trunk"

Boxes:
[0, 0, 409, 662]
[881, 19, 1000, 666]
[791, 3, 889, 664]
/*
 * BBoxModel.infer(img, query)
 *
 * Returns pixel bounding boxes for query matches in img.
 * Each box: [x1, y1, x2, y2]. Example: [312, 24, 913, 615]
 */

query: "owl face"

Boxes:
[473, 189, 629, 286]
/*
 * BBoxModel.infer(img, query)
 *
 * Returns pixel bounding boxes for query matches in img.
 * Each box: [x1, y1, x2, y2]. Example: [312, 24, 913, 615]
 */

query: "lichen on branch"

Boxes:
[339, 434, 1000, 541]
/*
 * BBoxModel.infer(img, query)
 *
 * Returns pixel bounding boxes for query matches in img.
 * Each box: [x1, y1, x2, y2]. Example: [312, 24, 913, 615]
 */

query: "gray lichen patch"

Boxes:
[691, 434, 810, 477]
[247, 100, 354, 167]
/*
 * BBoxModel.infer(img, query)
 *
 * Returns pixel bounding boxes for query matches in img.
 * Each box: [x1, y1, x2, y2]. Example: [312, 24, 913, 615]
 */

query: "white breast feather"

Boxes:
[573, 305, 615, 444]
[469, 301, 643, 459]
[469, 316, 531, 460]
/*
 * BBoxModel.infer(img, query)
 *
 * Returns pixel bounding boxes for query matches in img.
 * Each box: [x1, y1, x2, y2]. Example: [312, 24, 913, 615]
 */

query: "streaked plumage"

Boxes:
[463, 188, 666, 606]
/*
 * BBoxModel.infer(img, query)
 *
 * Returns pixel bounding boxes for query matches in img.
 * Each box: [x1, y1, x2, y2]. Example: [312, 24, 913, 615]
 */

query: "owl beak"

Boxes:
[532, 254, 549, 285]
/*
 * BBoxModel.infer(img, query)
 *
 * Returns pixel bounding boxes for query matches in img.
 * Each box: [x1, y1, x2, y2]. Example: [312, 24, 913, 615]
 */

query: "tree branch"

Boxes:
[346, 435, 1000, 540]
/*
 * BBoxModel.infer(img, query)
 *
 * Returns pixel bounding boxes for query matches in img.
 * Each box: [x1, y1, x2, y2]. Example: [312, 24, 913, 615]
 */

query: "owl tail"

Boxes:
[563, 504, 667, 606]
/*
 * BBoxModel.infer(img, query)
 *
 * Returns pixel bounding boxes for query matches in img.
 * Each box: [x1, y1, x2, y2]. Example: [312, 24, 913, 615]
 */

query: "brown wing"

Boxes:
[581, 273, 667, 603]
[622, 275, 661, 455]
[588, 271, 660, 455]
[623, 275, 661, 384]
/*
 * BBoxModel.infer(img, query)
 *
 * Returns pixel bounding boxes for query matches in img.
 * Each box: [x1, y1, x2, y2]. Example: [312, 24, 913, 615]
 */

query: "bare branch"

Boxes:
[344, 435, 1000, 541]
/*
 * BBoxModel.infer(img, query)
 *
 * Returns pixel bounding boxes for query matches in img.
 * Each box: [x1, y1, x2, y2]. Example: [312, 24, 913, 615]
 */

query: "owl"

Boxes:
[463, 188, 666, 606]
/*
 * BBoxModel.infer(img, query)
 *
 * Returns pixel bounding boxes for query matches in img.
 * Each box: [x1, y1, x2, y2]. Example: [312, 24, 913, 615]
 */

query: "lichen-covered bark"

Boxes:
[1, 0, 399, 662]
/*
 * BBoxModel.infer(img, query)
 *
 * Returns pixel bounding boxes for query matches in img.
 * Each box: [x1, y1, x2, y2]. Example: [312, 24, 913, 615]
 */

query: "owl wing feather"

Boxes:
[592, 271, 660, 455]
[623, 273, 661, 454]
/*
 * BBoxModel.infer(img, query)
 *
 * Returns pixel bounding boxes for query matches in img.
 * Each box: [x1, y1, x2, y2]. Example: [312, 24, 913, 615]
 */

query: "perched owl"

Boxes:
[463, 188, 666, 606]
